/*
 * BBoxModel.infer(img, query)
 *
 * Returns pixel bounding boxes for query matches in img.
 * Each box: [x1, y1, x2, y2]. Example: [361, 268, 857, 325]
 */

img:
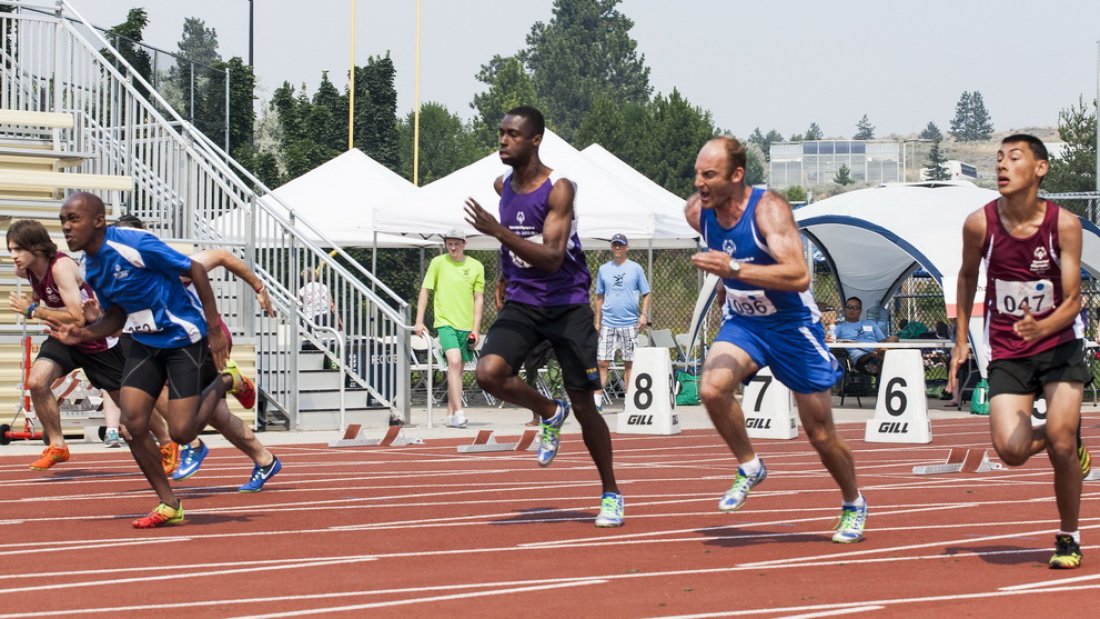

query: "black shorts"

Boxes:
[122, 337, 217, 400]
[37, 337, 125, 391]
[988, 339, 1091, 397]
[481, 302, 600, 391]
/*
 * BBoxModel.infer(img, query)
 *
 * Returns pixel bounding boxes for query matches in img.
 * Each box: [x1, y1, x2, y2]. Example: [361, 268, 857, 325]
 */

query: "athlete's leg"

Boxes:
[476, 354, 557, 418]
[444, 347, 465, 415]
[988, 393, 1046, 466]
[206, 400, 275, 466]
[622, 360, 634, 395]
[1044, 380, 1084, 533]
[794, 389, 859, 503]
[567, 385, 619, 494]
[698, 341, 757, 462]
[119, 386, 177, 506]
[26, 358, 65, 448]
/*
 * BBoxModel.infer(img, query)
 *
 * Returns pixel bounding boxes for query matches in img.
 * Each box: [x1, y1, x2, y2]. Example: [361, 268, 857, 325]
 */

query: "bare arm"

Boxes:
[690, 191, 810, 291]
[188, 259, 229, 370]
[471, 291, 484, 343]
[191, 248, 275, 317]
[594, 294, 604, 331]
[47, 304, 126, 344]
[948, 209, 986, 393]
[494, 276, 506, 311]
[639, 291, 652, 330]
[684, 193, 703, 234]
[414, 287, 430, 337]
[465, 176, 576, 272]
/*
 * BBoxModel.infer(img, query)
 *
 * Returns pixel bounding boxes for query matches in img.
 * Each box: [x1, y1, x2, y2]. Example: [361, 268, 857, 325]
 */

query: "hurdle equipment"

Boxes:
[457, 429, 538, 453]
[328, 424, 409, 448]
[913, 447, 1003, 475]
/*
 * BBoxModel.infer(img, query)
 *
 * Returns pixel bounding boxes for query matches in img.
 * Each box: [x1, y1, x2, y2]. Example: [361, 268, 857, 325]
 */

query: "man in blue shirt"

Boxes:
[594, 233, 651, 411]
[50, 192, 257, 529]
[834, 296, 895, 375]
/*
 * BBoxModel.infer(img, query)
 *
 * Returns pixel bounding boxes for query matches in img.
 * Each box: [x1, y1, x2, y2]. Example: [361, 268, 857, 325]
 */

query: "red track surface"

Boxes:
[1, 415, 1099, 618]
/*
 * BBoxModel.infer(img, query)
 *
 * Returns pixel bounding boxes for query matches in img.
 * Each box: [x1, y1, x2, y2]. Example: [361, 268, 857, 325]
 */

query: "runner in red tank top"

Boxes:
[950, 134, 1090, 569]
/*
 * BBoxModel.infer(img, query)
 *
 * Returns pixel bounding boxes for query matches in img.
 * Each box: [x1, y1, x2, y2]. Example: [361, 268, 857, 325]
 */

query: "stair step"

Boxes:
[0, 169, 132, 192]
[0, 109, 75, 129]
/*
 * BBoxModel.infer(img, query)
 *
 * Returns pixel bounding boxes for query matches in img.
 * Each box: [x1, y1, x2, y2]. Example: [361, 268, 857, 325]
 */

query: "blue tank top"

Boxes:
[702, 187, 819, 323]
[498, 173, 590, 306]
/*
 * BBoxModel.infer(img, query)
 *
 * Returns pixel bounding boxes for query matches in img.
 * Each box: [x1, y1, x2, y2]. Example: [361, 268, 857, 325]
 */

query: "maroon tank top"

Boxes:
[981, 199, 1080, 360]
[28, 253, 109, 354]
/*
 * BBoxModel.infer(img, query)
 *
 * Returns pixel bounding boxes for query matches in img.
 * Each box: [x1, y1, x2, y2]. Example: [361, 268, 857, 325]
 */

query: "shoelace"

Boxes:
[600, 497, 622, 515]
[836, 507, 865, 531]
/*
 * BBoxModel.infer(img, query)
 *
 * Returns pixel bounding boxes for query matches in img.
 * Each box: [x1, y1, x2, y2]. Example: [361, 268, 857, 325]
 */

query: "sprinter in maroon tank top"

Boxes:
[950, 134, 1090, 569]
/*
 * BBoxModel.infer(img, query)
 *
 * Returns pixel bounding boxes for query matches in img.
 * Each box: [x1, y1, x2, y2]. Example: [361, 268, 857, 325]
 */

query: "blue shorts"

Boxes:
[715, 316, 841, 394]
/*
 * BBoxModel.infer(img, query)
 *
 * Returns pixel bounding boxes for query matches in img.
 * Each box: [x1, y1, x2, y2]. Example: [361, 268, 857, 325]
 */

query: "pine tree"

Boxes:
[919, 121, 942, 142]
[834, 164, 855, 185]
[923, 139, 950, 180]
[949, 91, 971, 139]
[805, 122, 823, 140]
[968, 91, 994, 141]
[854, 114, 875, 140]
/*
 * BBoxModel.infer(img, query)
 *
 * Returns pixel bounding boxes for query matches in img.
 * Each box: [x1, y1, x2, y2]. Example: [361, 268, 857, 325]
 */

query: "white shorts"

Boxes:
[598, 325, 638, 362]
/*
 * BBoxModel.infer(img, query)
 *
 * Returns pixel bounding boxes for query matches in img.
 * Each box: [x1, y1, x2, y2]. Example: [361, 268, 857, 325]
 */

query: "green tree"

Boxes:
[312, 71, 347, 154]
[101, 9, 153, 99]
[574, 93, 648, 155]
[397, 102, 486, 185]
[834, 164, 854, 185]
[1046, 96, 1097, 193]
[203, 56, 255, 153]
[748, 127, 784, 161]
[950, 90, 994, 141]
[629, 89, 716, 196]
[854, 114, 875, 140]
[923, 139, 950, 180]
[523, 0, 652, 142]
[805, 122, 824, 141]
[785, 185, 808, 203]
[470, 55, 540, 147]
[919, 121, 942, 142]
[352, 54, 401, 173]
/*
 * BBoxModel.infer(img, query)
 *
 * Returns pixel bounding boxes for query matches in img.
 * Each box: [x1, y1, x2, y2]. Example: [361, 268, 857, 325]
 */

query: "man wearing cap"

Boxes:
[414, 228, 485, 428]
[594, 233, 651, 411]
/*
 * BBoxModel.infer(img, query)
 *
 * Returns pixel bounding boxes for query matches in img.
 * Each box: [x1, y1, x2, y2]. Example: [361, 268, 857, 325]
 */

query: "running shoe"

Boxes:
[104, 428, 122, 448]
[223, 359, 257, 409]
[594, 492, 625, 528]
[29, 445, 70, 471]
[832, 501, 869, 543]
[132, 502, 185, 529]
[536, 399, 570, 467]
[160, 442, 180, 477]
[445, 414, 468, 428]
[1050, 534, 1083, 569]
[239, 455, 282, 492]
[173, 440, 209, 481]
[718, 460, 768, 512]
[1078, 438, 1091, 478]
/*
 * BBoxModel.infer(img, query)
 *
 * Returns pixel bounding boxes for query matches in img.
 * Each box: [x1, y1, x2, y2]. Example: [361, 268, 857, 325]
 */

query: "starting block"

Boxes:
[913, 447, 1003, 475]
[457, 429, 538, 453]
[329, 424, 409, 448]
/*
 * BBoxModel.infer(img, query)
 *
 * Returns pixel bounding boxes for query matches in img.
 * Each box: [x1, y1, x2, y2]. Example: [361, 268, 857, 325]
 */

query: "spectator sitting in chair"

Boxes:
[834, 296, 897, 376]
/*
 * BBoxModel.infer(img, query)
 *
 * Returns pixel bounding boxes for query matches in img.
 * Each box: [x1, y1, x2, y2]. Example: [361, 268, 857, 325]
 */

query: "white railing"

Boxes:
[0, 1, 414, 425]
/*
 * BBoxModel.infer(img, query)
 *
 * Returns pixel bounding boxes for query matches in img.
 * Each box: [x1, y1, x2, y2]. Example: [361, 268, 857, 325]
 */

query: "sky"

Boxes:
[74, 0, 1100, 141]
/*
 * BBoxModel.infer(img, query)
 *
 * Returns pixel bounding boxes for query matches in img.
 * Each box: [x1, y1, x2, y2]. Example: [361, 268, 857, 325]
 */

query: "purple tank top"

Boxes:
[498, 173, 590, 306]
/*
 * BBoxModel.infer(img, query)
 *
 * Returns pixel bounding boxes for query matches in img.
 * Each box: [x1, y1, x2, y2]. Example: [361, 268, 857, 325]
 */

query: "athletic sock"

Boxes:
[740, 457, 762, 476]
[1058, 530, 1081, 543]
[842, 493, 866, 509]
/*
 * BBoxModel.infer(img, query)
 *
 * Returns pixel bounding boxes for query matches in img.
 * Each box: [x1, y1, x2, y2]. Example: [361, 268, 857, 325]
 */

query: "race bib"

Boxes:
[993, 278, 1055, 317]
[123, 309, 161, 334]
[725, 287, 777, 317]
[509, 234, 542, 269]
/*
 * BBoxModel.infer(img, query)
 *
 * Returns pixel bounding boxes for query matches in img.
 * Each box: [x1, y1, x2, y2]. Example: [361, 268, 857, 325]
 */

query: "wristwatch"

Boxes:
[728, 258, 741, 276]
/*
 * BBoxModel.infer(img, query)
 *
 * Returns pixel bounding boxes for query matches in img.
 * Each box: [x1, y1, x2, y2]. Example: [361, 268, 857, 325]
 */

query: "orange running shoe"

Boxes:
[223, 360, 256, 409]
[160, 442, 180, 476]
[30, 445, 70, 471]
[132, 502, 184, 529]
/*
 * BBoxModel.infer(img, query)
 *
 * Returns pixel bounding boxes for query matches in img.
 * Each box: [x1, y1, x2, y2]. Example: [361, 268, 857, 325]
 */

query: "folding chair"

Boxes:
[409, 334, 438, 405]
[649, 328, 693, 372]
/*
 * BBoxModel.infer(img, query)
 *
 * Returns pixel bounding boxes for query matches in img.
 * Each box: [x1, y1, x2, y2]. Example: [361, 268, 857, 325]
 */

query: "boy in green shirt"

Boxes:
[414, 229, 485, 427]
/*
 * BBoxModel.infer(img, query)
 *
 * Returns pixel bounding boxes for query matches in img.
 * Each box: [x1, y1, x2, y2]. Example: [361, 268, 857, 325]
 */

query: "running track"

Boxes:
[0, 415, 1098, 618]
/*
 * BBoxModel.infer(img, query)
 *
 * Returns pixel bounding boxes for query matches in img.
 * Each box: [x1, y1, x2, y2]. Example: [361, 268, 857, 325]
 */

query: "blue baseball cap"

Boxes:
[611, 233, 628, 246]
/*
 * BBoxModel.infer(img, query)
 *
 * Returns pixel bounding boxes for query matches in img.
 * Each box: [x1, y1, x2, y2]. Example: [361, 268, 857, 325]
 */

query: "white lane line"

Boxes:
[773, 607, 885, 619]
[1000, 571, 1100, 591]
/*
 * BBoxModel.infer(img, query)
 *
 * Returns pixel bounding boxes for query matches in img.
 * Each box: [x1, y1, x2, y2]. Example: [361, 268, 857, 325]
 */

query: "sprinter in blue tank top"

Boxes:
[686, 137, 867, 543]
[464, 106, 623, 528]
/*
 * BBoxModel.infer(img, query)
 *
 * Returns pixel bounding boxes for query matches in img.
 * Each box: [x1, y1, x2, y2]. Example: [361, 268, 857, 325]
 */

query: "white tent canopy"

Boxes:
[795, 181, 1100, 318]
[250, 148, 424, 248]
[376, 131, 700, 250]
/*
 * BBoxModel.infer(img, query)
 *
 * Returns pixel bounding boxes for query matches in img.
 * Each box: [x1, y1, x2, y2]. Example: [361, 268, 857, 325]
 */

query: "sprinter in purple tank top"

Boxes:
[464, 106, 623, 528]
[951, 134, 1091, 569]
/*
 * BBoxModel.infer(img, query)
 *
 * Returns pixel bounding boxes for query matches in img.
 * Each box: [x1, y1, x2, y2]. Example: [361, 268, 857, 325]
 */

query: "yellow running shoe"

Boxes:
[1050, 534, 1083, 569]
[132, 502, 185, 529]
[222, 359, 256, 409]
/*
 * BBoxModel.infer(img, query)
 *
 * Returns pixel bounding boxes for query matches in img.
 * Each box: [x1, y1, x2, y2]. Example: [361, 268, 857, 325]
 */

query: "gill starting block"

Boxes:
[329, 424, 409, 448]
[913, 447, 1003, 475]
[457, 429, 538, 453]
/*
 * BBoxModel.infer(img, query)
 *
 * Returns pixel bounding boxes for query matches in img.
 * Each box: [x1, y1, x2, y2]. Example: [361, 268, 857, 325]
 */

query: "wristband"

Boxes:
[25, 302, 37, 318]
[254, 282, 265, 294]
